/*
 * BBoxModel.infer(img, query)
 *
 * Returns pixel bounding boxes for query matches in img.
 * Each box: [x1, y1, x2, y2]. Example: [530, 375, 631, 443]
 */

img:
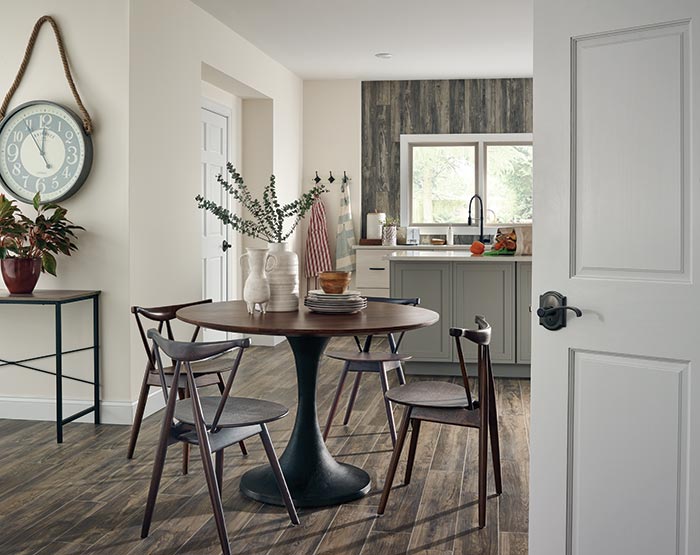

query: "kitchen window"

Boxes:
[400, 133, 533, 230]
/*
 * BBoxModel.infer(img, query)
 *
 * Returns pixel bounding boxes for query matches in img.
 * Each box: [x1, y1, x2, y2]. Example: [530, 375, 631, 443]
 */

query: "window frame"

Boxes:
[400, 133, 533, 233]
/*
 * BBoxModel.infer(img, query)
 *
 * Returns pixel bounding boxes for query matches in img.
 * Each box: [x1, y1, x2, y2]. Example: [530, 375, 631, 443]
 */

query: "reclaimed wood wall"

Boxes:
[361, 78, 533, 236]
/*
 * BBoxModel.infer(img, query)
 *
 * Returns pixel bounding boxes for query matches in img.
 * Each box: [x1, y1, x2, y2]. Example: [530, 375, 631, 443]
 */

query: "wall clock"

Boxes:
[0, 100, 93, 204]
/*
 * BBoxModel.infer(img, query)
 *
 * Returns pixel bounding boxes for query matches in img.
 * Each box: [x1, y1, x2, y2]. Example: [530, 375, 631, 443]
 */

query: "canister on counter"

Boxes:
[366, 212, 386, 239]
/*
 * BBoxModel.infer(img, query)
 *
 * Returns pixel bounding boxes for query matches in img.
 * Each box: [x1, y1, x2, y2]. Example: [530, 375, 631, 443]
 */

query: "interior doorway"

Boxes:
[200, 98, 235, 341]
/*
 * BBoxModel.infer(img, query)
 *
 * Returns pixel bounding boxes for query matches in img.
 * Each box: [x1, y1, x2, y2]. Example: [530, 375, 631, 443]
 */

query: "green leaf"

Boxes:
[42, 252, 57, 276]
[33, 192, 41, 211]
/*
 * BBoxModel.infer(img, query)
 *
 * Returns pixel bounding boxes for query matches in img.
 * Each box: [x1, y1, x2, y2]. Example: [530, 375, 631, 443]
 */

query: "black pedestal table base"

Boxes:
[240, 335, 371, 507]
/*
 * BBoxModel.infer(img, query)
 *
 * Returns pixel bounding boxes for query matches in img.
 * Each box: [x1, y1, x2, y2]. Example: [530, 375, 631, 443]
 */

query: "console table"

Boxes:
[0, 290, 101, 443]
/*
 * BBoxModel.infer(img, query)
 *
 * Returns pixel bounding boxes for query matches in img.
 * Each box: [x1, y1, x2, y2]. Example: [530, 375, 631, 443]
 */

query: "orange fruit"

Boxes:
[470, 241, 485, 254]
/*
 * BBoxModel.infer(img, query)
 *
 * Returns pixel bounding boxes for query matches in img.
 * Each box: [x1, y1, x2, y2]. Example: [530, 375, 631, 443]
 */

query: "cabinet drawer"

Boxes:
[356, 251, 391, 288]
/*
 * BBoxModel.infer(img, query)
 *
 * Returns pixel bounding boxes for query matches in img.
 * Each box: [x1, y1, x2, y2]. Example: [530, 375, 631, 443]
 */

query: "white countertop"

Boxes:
[354, 244, 471, 250]
[388, 250, 532, 262]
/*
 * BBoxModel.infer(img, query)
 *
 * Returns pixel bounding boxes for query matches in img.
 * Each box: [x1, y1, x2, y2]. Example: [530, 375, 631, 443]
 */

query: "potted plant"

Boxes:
[0, 193, 84, 294]
[196, 164, 327, 311]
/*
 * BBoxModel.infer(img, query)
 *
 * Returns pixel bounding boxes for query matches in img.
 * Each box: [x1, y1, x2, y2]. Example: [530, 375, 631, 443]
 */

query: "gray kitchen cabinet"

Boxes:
[390, 262, 453, 362]
[453, 262, 515, 363]
[516, 262, 532, 363]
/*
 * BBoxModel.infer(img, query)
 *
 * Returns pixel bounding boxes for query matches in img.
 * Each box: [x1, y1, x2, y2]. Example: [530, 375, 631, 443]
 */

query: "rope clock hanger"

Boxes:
[0, 15, 94, 204]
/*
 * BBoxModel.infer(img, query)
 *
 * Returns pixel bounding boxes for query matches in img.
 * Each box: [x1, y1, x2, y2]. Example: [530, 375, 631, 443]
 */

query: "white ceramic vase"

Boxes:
[266, 242, 300, 312]
[240, 247, 277, 314]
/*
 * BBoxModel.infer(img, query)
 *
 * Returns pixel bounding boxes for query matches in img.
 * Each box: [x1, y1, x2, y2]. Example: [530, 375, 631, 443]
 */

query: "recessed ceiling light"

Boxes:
[375, 52, 393, 59]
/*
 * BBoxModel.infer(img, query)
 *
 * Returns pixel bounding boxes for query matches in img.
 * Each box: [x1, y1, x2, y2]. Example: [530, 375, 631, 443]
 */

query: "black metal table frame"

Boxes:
[0, 292, 100, 443]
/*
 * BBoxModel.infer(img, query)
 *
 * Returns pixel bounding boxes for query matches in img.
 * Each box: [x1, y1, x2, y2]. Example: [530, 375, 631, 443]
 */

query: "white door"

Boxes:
[531, 1, 699, 554]
[201, 104, 230, 341]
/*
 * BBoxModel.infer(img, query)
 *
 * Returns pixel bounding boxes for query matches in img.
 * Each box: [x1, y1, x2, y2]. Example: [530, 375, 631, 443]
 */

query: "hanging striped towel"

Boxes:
[305, 198, 333, 278]
[336, 180, 356, 272]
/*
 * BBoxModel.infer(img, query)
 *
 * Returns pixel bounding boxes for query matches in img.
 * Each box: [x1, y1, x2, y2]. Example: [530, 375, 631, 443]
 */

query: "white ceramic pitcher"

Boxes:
[240, 247, 277, 314]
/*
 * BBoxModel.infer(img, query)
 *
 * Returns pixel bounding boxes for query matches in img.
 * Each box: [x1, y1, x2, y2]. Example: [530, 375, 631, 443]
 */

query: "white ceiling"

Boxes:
[191, 0, 533, 80]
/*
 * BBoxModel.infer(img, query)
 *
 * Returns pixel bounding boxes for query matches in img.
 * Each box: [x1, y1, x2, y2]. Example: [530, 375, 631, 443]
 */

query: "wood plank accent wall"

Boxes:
[361, 78, 533, 236]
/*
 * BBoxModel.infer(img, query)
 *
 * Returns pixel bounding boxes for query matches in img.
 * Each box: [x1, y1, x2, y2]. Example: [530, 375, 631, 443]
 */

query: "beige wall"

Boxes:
[0, 1, 131, 418]
[128, 0, 303, 402]
[301, 80, 362, 288]
[0, 0, 303, 423]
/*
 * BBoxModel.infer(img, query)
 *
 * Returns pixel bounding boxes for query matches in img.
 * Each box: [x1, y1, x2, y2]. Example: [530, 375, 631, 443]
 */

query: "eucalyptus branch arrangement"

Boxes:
[0, 193, 84, 275]
[196, 163, 328, 243]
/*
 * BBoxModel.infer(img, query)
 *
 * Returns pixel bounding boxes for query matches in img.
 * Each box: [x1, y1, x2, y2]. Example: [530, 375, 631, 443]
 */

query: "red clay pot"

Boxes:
[1, 258, 42, 294]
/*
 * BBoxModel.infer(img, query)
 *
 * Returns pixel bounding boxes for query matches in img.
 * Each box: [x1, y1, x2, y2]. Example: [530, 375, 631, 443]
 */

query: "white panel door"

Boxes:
[531, 1, 699, 555]
[201, 106, 229, 341]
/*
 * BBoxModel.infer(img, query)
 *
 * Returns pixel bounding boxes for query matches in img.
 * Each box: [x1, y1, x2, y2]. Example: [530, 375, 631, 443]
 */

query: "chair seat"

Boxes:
[385, 381, 472, 408]
[171, 422, 261, 451]
[325, 350, 412, 363]
[175, 396, 288, 428]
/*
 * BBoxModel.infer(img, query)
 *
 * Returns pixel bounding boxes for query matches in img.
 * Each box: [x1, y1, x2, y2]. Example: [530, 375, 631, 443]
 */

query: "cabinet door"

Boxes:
[516, 262, 532, 363]
[390, 262, 452, 361]
[454, 262, 515, 363]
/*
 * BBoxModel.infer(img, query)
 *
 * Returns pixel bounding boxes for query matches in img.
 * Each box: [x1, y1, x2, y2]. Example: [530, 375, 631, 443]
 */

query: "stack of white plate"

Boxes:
[304, 290, 368, 314]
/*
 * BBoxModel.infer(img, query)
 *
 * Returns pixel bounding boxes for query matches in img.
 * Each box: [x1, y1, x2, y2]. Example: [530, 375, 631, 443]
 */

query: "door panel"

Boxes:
[391, 262, 452, 361]
[454, 262, 515, 363]
[568, 351, 687, 555]
[572, 21, 690, 282]
[532, 1, 699, 554]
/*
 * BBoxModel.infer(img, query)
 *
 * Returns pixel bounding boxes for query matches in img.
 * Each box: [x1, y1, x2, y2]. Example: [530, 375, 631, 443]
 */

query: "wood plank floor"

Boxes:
[0, 337, 530, 555]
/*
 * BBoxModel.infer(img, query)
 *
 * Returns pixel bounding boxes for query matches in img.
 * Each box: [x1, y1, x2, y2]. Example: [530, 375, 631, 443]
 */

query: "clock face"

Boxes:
[0, 101, 93, 203]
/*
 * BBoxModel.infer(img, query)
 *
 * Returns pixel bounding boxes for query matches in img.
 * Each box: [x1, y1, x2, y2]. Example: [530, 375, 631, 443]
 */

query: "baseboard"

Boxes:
[405, 362, 531, 379]
[0, 389, 166, 426]
[248, 335, 286, 347]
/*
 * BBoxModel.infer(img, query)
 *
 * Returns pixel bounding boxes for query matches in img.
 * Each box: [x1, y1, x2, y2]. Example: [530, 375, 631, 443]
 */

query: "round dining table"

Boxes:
[177, 299, 439, 508]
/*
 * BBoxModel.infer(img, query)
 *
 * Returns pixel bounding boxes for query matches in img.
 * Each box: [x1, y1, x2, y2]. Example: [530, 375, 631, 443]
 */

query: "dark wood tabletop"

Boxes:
[177, 300, 439, 337]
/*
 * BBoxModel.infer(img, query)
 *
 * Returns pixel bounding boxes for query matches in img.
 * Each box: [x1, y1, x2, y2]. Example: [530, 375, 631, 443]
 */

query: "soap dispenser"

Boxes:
[446, 225, 454, 246]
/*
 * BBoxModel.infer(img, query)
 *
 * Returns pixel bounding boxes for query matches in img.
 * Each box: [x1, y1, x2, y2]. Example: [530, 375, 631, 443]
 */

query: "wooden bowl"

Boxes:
[319, 271, 352, 294]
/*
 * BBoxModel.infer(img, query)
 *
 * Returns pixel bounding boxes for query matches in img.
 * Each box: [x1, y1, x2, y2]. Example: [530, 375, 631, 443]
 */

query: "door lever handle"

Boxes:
[536, 305, 582, 318]
[222, 240, 231, 252]
[538, 290, 582, 331]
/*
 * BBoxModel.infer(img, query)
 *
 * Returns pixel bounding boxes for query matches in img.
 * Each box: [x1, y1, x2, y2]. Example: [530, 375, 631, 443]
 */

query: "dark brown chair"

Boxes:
[128, 300, 246, 473]
[323, 296, 420, 446]
[141, 330, 299, 555]
[377, 315, 502, 528]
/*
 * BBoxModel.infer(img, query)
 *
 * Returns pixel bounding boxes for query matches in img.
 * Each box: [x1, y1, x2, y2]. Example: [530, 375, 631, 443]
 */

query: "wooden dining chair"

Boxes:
[323, 296, 420, 446]
[377, 315, 502, 528]
[141, 330, 299, 555]
[128, 300, 246, 473]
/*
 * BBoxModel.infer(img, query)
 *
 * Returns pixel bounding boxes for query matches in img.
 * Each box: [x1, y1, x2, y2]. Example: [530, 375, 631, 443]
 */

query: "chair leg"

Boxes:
[127, 373, 151, 459]
[323, 361, 350, 441]
[141, 373, 179, 538]
[378, 364, 397, 446]
[488, 367, 502, 495]
[259, 424, 300, 525]
[377, 407, 412, 515]
[215, 450, 224, 498]
[343, 371, 363, 425]
[189, 379, 231, 555]
[478, 372, 490, 528]
[217, 372, 248, 456]
[178, 387, 190, 475]
[404, 419, 421, 485]
[396, 363, 407, 386]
